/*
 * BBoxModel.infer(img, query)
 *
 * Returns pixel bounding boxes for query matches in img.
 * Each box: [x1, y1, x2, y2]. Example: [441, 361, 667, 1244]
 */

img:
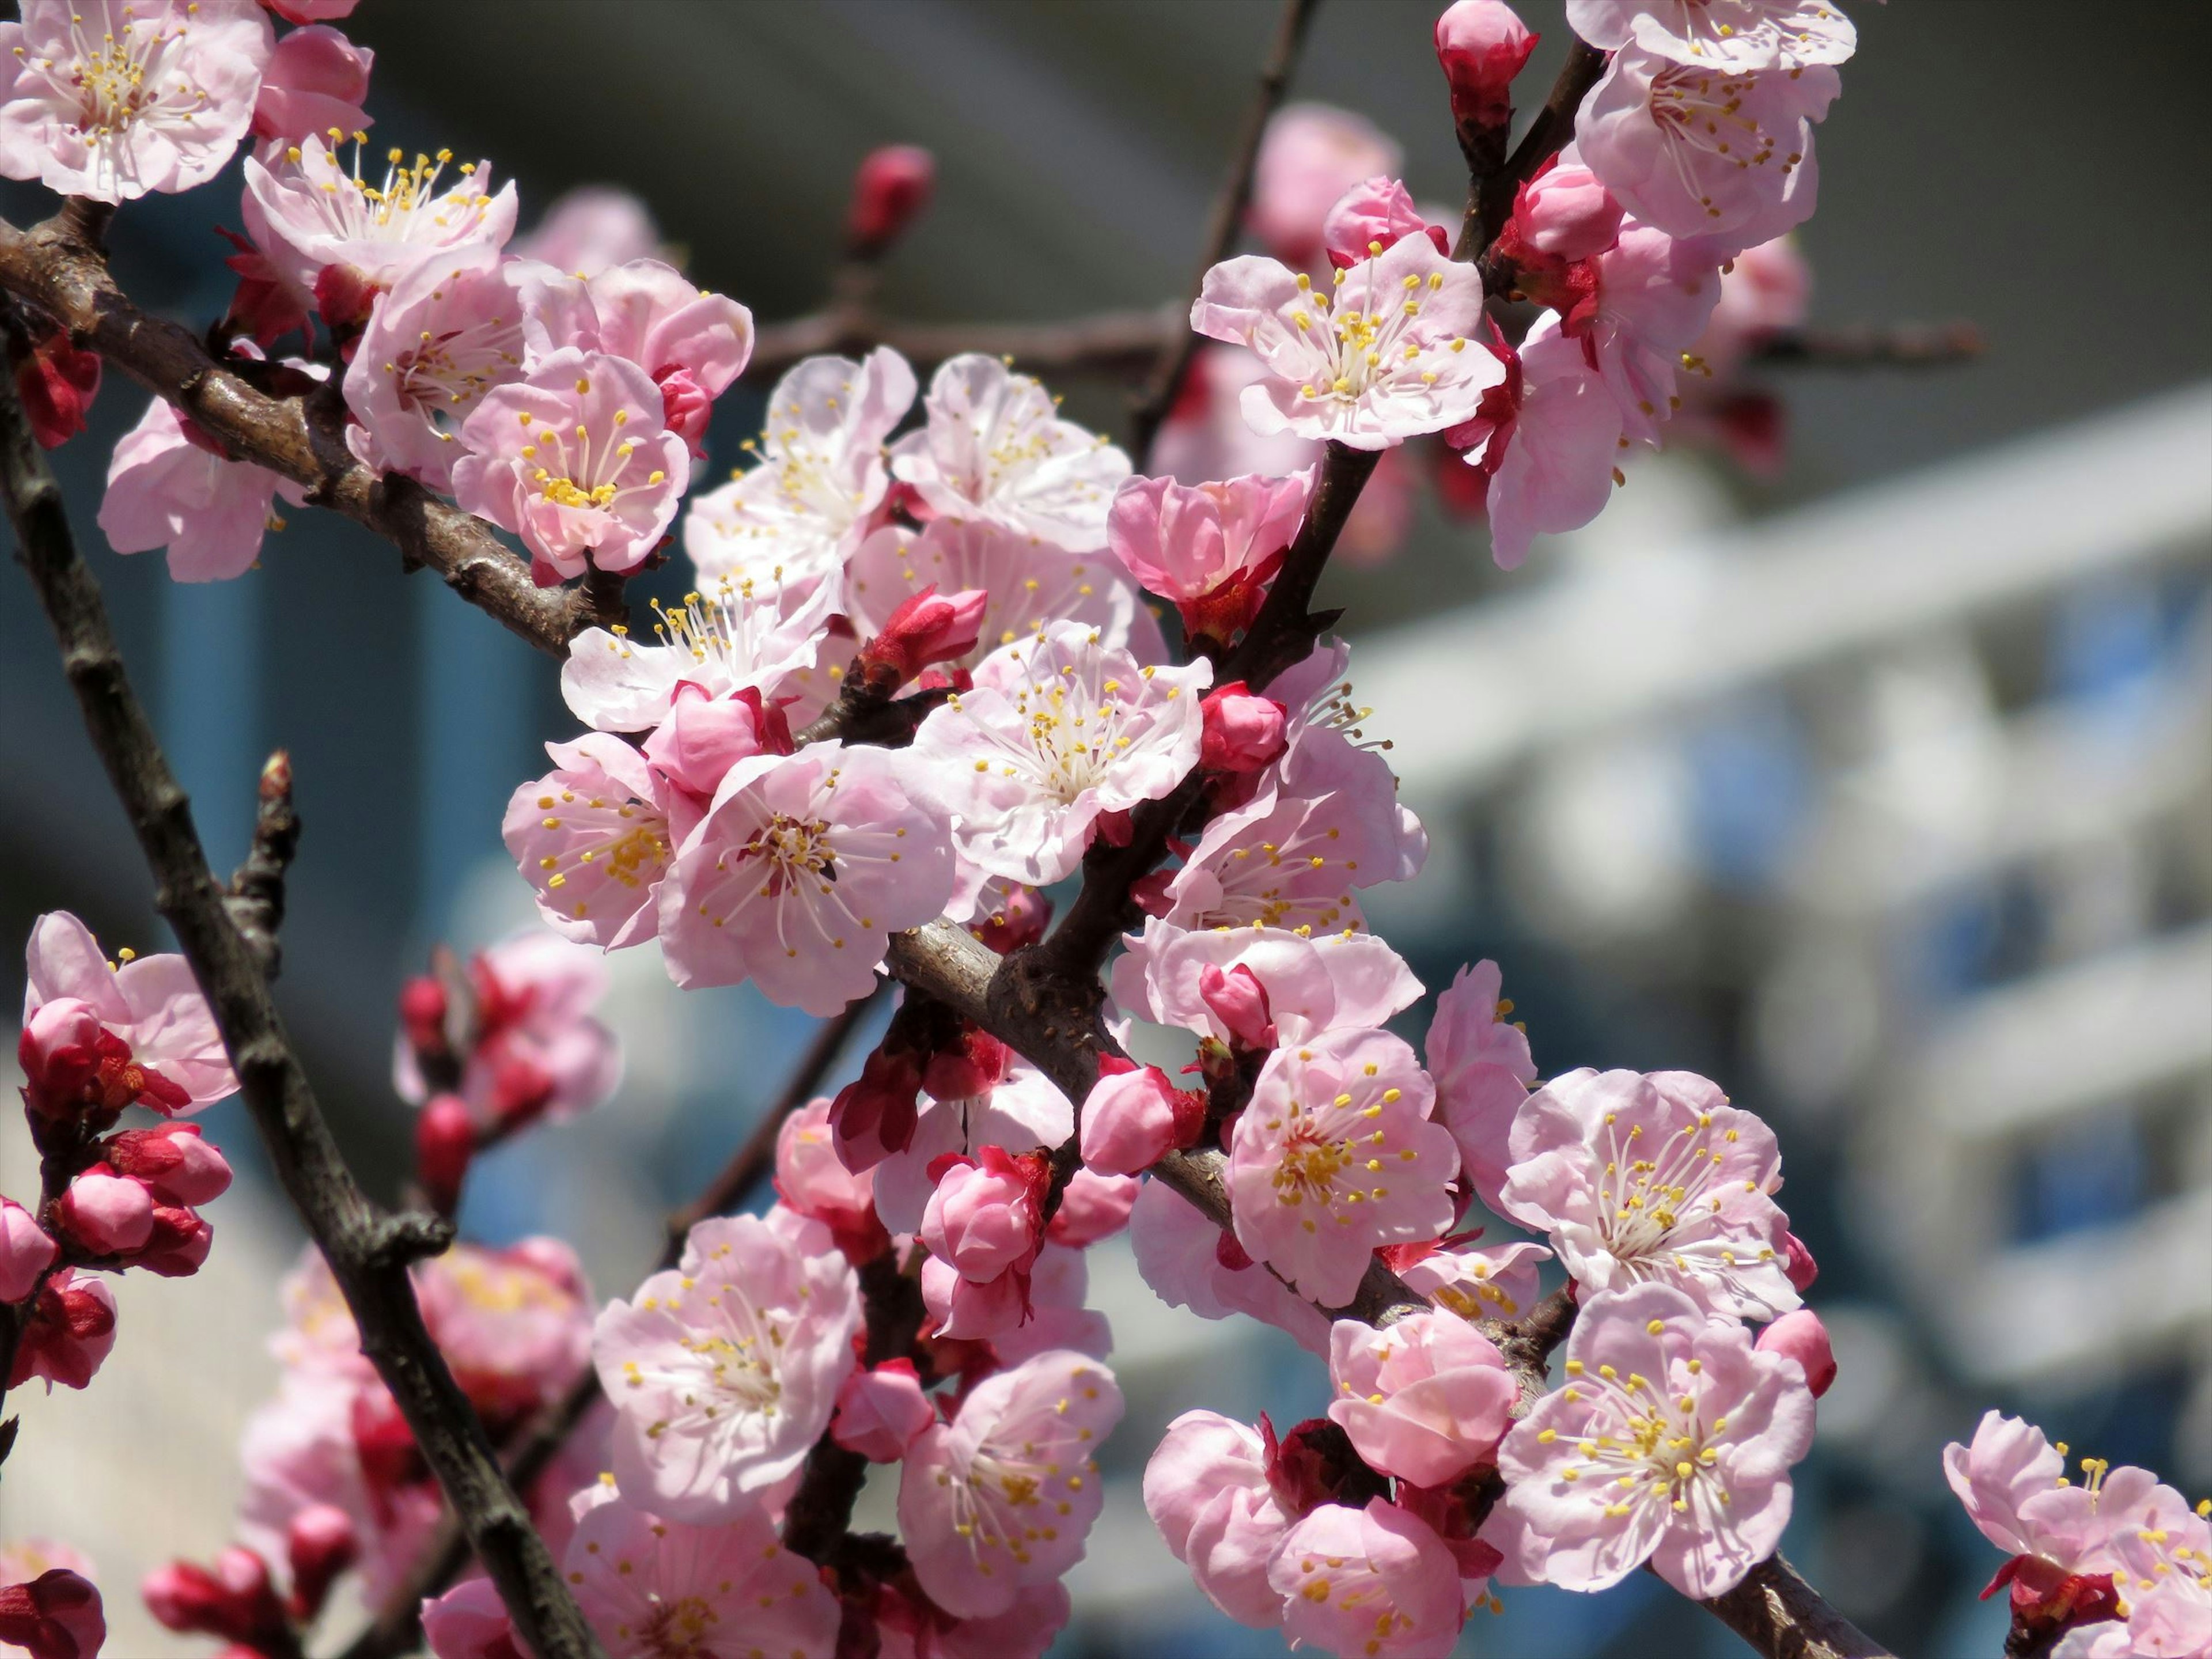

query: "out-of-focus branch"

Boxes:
[0, 205, 619, 656]
[1460, 39, 1608, 266]
[1747, 321, 1986, 368]
[746, 303, 1177, 385]
[0, 324, 605, 1659]
[1127, 0, 1324, 465]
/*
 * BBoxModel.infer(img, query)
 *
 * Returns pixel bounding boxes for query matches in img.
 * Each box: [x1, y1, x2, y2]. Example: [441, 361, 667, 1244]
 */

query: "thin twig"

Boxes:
[1459, 39, 1608, 266]
[1747, 321, 1986, 368]
[0, 321, 605, 1659]
[746, 304, 1176, 385]
[1127, 0, 1323, 467]
[225, 750, 301, 979]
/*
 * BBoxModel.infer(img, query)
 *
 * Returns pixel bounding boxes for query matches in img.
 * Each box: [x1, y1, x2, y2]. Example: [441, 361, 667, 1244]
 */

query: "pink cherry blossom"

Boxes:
[9, 1270, 118, 1391]
[594, 1211, 861, 1522]
[889, 354, 1131, 552]
[659, 743, 953, 1016]
[909, 620, 1209, 887]
[21, 910, 237, 1108]
[1191, 233, 1501, 450]
[774, 1096, 878, 1237]
[1145, 1409, 1293, 1628]
[1265, 646, 1427, 877]
[986, 1240, 1112, 1368]
[503, 734, 677, 950]
[1116, 921, 1422, 1053]
[1755, 1309, 1835, 1397]
[560, 573, 834, 734]
[873, 1581, 1070, 1659]
[242, 134, 516, 308]
[513, 185, 662, 278]
[1393, 1237, 1551, 1323]
[897, 1349, 1123, 1618]
[1574, 218, 1726, 446]
[414, 1241, 595, 1421]
[922, 1146, 1044, 1283]
[514, 258, 753, 455]
[1128, 1176, 1331, 1355]
[1459, 319, 1626, 570]
[1577, 46, 1838, 257]
[1423, 959, 1536, 1213]
[832, 1360, 934, 1462]
[1078, 1062, 1191, 1179]
[635, 687, 783, 828]
[452, 348, 688, 583]
[1512, 158, 1624, 261]
[250, 24, 370, 145]
[1249, 104, 1402, 268]
[1321, 177, 1449, 270]
[565, 1489, 838, 1659]
[1105, 469, 1311, 645]
[1435, 1, 1540, 135]
[1486, 1283, 1815, 1599]
[342, 244, 525, 491]
[1226, 1027, 1458, 1307]
[847, 514, 1167, 674]
[2071, 1515, 2212, 1658]
[1692, 232, 1812, 379]
[1327, 1311, 1518, 1488]
[1497, 1067, 1799, 1319]
[1269, 1498, 1465, 1659]
[1567, 0, 1857, 71]
[869, 1056, 1071, 1236]
[98, 395, 300, 583]
[683, 349, 914, 595]
[420, 1580, 520, 1659]
[0, 0, 271, 202]
[0, 1199, 58, 1304]
[1045, 1168, 1139, 1248]
[1157, 779, 1409, 941]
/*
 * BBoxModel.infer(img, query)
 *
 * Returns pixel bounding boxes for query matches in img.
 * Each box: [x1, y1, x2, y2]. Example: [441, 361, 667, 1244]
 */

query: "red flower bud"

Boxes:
[415, 1093, 475, 1215]
[1755, 1309, 1836, 1398]
[846, 145, 937, 261]
[1261, 1414, 1390, 1519]
[102, 1122, 233, 1206]
[9, 1271, 116, 1389]
[1435, 1, 1539, 139]
[285, 1505, 358, 1622]
[13, 333, 100, 450]
[132, 1205, 215, 1278]
[1198, 681, 1289, 775]
[830, 1043, 926, 1173]
[0, 1569, 105, 1659]
[852, 585, 987, 696]
[397, 974, 450, 1059]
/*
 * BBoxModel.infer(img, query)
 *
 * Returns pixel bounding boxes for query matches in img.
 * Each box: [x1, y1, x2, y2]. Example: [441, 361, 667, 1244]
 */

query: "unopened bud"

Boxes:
[103, 1122, 233, 1206]
[830, 1359, 934, 1461]
[653, 366, 713, 459]
[919, 1028, 1009, 1105]
[54, 1165, 154, 1257]
[1199, 682, 1289, 775]
[0, 1198, 58, 1305]
[1198, 962, 1277, 1051]
[397, 975, 449, 1059]
[415, 1094, 475, 1215]
[285, 1504, 358, 1621]
[1782, 1231, 1819, 1293]
[9, 1271, 116, 1390]
[853, 585, 987, 695]
[0, 1569, 105, 1659]
[1078, 1059, 1198, 1178]
[13, 333, 100, 450]
[1434, 0, 1539, 139]
[1755, 1309, 1836, 1397]
[830, 1043, 925, 1173]
[921, 1146, 1044, 1283]
[133, 1205, 215, 1278]
[1321, 177, 1449, 270]
[846, 145, 937, 261]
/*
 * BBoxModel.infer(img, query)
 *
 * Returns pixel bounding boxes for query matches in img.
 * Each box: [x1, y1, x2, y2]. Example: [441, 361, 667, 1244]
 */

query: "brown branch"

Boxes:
[747, 304, 1177, 386]
[1699, 1555, 1899, 1659]
[1459, 39, 1609, 266]
[0, 320, 605, 1659]
[1747, 321, 1986, 368]
[225, 749, 301, 979]
[1127, 0, 1324, 465]
[0, 207, 620, 657]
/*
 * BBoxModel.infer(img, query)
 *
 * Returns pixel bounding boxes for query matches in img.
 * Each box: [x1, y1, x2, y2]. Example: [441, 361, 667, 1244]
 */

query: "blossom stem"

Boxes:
[0, 316, 608, 1659]
[1459, 38, 1608, 267]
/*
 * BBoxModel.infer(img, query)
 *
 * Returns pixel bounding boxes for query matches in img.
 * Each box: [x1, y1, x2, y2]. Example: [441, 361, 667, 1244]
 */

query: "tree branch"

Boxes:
[0, 322, 605, 1659]
[1127, 0, 1323, 465]
[225, 749, 301, 979]
[746, 303, 1177, 385]
[1747, 321, 1986, 368]
[1459, 39, 1609, 266]
[1699, 1555, 1899, 1659]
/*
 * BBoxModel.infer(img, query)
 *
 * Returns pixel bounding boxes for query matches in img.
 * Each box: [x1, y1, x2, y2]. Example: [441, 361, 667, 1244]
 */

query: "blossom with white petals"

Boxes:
[659, 744, 954, 1017]
[559, 575, 834, 733]
[889, 354, 1131, 552]
[1484, 1283, 1815, 1599]
[1566, 0, 1857, 72]
[1113, 919, 1422, 1051]
[1225, 1027, 1459, 1308]
[1497, 1067, 1800, 1320]
[683, 349, 915, 595]
[21, 910, 236, 1111]
[909, 620, 1209, 887]
[846, 516, 1166, 673]
[1144, 1410, 1293, 1629]
[0, 0, 271, 203]
[897, 1349, 1123, 1618]
[593, 1211, 861, 1523]
[1191, 233, 1503, 449]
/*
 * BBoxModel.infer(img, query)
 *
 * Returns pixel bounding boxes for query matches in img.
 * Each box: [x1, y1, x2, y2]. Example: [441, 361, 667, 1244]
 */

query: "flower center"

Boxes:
[516, 390, 663, 514]
[637, 1594, 717, 1659]
[1594, 1110, 1760, 1266]
[1283, 264, 1461, 407]
[63, 6, 173, 135]
[736, 813, 836, 897]
[385, 319, 522, 430]
[1561, 1360, 1736, 1521]
[1273, 1128, 1351, 1207]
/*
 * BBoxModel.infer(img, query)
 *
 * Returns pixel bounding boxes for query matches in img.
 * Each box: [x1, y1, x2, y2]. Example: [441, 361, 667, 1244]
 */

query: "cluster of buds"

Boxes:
[143, 1512, 357, 1655]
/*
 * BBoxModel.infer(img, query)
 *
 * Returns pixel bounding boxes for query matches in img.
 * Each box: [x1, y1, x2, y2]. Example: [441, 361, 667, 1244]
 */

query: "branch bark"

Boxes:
[0, 320, 605, 1659]
[1458, 39, 1609, 266]
[1699, 1555, 1900, 1659]
[1127, 0, 1323, 465]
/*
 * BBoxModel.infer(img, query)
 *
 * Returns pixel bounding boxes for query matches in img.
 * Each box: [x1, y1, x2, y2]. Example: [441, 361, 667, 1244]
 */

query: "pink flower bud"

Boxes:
[653, 365, 714, 459]
[101, 1123, 233, 1206]
[846, 145, 937, 260]
[1079, 1060, 1187, 1178]
[918, 1250, 1029, 1341]
[133, 1206, 215, 1278]
[54, 1165, 154, 1256]
[415, 1094, 475, 1216]
[1782, 1230, 1819, 1293]
[830, 1358, 935, 1461]
[775, 1097, 876, 1231]
[968, 884, 1052, 955]
[1199, 681, 1289, 775]
[285, 1505, 358, 1622]
[1045, 1169, 1139, 1248]
[398, 974, 450, 1056]
[251, 24, 373, 143]
[1434, 0, 1539, 136]
[13, 334, 100, 451]
[1198, 963, 1277, 1051]
[263, 0, 359, 21]
[919, 1028, 1010, 1105]
[1321, 176, 1449, 271]
[1513, 160, 1623, 262]
[10, 1270, 118, 1390]
[0, 1569, 104, 1659]
[0, 1199, 58, 1304]
[421, 1580, 524, 1659]
[16, 998, 106, 1118]
[853, 585, 987, 695]
[921, 1147, 1043, 1283]
[1755, 1309, 1836, 1397]
[642, 682, 779, 798]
